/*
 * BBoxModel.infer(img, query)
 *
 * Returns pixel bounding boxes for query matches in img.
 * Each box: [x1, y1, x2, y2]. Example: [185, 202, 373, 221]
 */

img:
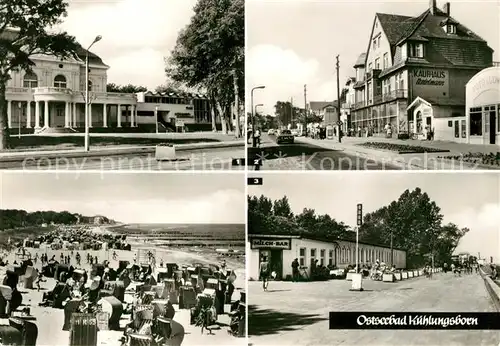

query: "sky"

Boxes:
[0, 172, 245, 224]
[248, 172, 500, 262]
[246, 0, 500, 115]
[57, 0, 199, 89]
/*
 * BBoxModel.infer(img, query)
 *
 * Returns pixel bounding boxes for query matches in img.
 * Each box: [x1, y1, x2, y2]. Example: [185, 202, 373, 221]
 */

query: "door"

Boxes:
[490, 111, 496, 144]
[270, 249, 283, 280]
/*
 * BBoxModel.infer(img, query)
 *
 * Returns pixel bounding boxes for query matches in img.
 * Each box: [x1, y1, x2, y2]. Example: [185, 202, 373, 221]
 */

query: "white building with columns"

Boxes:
[6, 46, 138, 132]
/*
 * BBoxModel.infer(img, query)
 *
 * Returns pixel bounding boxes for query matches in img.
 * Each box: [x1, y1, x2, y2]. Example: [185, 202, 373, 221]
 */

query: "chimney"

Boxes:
[429, 0, 437, 15]
[443, 2, 450, 16]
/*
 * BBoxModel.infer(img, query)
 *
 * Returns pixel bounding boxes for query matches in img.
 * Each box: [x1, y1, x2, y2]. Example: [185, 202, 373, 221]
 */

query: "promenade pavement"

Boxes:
[248, 272, 499, 346]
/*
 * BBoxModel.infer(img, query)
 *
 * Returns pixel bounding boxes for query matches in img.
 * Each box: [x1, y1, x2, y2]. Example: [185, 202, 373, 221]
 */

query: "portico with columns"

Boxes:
[5, 88, 138, 130]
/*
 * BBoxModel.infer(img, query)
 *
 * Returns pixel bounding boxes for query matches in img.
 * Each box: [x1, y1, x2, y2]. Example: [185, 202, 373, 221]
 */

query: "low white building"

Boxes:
[465, 66, 500, 146]
[248, 234, 407, 281]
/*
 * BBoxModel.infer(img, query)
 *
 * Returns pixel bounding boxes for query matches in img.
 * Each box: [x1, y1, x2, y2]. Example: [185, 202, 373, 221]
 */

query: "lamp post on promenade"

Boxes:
[84, 35, 102, 152]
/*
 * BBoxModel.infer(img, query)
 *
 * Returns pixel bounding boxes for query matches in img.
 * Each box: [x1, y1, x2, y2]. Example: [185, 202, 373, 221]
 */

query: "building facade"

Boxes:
[348, 1, 494, 141]
[136, 91, 213, 129]
[465, 66, 500, 146]
[6, 50, 138, 130]
[5, 43, 215, 132]
[248, 234, 407, 281]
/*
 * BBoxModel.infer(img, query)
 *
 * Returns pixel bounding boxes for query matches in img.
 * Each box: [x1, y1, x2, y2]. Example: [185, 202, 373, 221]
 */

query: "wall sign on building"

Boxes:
[251, 238, 292, 250]
[412, 69, 447, 86]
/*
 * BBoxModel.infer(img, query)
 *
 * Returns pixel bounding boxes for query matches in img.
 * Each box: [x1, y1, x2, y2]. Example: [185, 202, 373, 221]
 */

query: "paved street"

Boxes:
[248, 134, 400, 170]
[248, 273, 499, 346]
[1, 147, 244, 170]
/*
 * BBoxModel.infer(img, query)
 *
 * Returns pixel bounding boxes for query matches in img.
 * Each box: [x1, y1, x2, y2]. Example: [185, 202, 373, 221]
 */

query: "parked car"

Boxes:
[276, 129, 294, 144]
[267, 129, 275, 135]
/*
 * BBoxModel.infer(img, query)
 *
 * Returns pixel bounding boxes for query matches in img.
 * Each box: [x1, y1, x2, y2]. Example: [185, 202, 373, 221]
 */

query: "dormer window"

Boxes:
[441, 17, 458, 34]
[409, 43, 424, 58]
[445, 24, 456, 34]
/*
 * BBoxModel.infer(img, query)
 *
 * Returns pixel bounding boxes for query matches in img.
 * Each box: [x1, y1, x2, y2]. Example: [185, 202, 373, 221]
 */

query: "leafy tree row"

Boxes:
[248, 188, 469, 268]
[0, 209, 113, 230]
[248, 195, 353, 242]
[273, 101, 323, 128]
[106, 83, 147, 93]
[166, 0, 244, 136]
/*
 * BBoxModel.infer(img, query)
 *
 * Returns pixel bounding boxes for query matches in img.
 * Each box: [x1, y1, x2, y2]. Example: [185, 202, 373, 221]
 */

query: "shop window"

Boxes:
[328, 250, 334, 266]
[299, 248, 306, 267]
[320, 249, 325, 266]
[470, 107, 482, 136]
[498, 105, 500, 132]
[461, 120, 466, 138]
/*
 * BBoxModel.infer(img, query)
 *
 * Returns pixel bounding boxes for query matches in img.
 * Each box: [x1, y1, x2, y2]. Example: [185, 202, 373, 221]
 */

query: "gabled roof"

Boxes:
[372, 6, 492, 68]
[398, 8, 487, 45]
[353, 53, 367, 68]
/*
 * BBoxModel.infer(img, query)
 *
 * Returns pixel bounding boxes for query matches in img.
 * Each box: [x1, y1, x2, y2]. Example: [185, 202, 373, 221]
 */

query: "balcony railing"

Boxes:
[6, 87, 31, 93]
[34, 87, 73, 95]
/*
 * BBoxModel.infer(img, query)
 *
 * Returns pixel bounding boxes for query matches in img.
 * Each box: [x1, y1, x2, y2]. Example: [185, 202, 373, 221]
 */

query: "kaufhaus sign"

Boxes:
[251, 238, 292, 250]
[413, 69, 448, 86]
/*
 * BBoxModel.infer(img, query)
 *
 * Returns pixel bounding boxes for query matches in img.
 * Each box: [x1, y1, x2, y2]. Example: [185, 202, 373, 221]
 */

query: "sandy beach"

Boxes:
[0, 229, 246, 346]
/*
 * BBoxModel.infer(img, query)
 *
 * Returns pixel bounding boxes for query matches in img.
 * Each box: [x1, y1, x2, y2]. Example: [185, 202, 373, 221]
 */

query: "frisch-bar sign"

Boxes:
[413, 69, 447, 86]
[251, 238, 291, 250]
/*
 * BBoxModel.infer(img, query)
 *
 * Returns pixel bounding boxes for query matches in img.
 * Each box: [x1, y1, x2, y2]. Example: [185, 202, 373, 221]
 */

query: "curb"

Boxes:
[0, 141, 244, 163]
[479, 267, 500, 312]
[436, 158, 500, 170]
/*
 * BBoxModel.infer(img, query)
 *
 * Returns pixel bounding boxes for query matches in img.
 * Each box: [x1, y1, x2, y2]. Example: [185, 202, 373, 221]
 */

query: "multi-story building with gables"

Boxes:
[349, 0, 494, 142]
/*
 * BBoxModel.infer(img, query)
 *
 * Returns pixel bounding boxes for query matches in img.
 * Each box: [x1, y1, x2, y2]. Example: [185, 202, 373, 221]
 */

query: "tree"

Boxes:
[106, 83, 147, 93]
[359, 188, 469, 268]
[0, 0, 79, 150]
[166, 0, 244, 135]
[272, 196, 293, 218]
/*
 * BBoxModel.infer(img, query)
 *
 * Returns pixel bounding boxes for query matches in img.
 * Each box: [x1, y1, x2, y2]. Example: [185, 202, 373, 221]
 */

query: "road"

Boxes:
[248, 273, 499, 346]
[0, 147, 244, 170]
[248, 134, 400, 170]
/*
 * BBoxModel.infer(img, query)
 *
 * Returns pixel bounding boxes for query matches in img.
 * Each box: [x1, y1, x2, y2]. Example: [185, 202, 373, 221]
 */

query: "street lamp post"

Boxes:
[84, 35, 102, 152]
[251, 85, 265, 148]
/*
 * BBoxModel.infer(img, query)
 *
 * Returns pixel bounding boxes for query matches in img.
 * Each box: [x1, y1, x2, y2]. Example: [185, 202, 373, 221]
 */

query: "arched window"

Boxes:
[23, 72, 38, 88]
[54, 75, 67, 88]
[88, 80, 93, 91]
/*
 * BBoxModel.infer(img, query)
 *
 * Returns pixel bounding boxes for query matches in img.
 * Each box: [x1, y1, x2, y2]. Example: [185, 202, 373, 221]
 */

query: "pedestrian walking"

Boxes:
[254, 128, 261, 147]
[291, 258, 299, 282]
[260, 256, 270, 292]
